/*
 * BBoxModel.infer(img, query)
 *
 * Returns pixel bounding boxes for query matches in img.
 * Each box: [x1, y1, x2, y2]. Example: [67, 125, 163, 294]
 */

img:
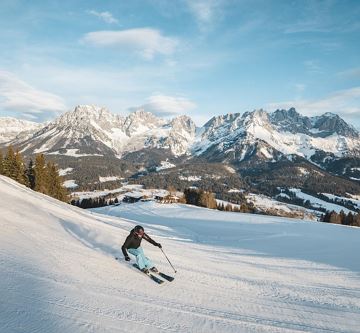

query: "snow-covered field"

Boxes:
[1, 175, 360, 333]
[289, 188, 357, 213]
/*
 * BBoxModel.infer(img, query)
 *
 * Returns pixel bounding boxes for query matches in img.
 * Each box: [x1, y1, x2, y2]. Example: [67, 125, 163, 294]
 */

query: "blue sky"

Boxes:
[0, 0, 359, 127]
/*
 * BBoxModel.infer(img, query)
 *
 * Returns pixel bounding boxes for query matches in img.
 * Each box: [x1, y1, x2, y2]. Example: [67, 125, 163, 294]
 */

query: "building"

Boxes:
[123, 192, 144, 203]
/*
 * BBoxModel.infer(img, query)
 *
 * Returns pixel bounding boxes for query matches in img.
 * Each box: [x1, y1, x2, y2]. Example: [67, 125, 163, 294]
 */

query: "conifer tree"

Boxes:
[3, 146, 16, 178]
[14, 150, 27, 185]
[329, 211, 341, 224]
[46, 161, 68, 202]
[352, 213, 360, 227]
[34, 154, 47, 194]
[26, 159, 36, 189]
[339, 210, 346, 225]
[0, 150, 3, 174]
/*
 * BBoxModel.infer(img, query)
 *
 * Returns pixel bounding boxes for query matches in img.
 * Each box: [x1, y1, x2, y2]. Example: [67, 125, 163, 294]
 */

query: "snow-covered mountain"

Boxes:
[0, 117, 43, 143]
[2, 105, 360, 189]
[13, 105, 196, 157]
[1, 175, 360, 332]
[193, 108, 360, 163]
[4, 105, 360, 162]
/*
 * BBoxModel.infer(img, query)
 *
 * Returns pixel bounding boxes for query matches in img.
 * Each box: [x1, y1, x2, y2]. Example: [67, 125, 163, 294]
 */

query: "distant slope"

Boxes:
[1, 175, 360, 333]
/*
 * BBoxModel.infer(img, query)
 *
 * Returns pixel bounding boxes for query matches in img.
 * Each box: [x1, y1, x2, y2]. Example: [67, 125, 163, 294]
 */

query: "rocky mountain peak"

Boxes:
[242, 109, 272, 132]
[313, 113, 359, 137]
[270, 108, 312, 133]
[170, 115, 196, 134]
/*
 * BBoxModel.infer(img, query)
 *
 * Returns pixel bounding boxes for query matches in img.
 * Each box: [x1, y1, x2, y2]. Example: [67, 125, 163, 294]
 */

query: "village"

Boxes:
[69, 184, 183, 209]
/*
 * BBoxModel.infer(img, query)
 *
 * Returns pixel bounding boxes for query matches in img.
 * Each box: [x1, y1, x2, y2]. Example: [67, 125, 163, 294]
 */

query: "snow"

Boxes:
[322, 193, 360, 210]
[289, 189, 355, 213]
[224, 165, 236, 174]
[48, 149, 103, 157]
[259, 147, 273, 159]
[0, 117, 42, 143]
[72, 187, 125, 200]
[228, 188, 241, 193]
[179, 175, 202, 181]
[155, 161, 176, 171]
[99, 176, 122, 182]
[34, 145, 50, 153]
[63, 179, 78, 189]
[296, 167, 309, 176]
[216, 199, 241, 209]
[59, 167, 73, 176]
[247, 193, 316, 219]
[124, 191, 144, 199]
[1, 175, 360, 333]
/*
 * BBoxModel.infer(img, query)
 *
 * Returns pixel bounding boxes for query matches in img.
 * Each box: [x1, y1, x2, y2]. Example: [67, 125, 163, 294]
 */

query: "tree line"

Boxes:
[322, 210, 360, 227]
[183, 188, 255, 213]
[0, 146, 68, 202]
[71, 197, 120, 209]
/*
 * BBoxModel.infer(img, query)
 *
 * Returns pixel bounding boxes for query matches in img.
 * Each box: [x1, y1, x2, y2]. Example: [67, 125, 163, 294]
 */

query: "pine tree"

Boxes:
[14, 150, 27, 185]
[34, 154, 47, 194]
[345, 212, 354, 226]
[46, 161, 68, 202]
[225, 203, 233, 211]
[353, 214, 360, 227]
[322, 211, 331, 222]
[26, 159, 36, 189]
[0, 150, 3, 174]
[329, 211, 341, 224]
[339, 210, 346, 225]
[3, 146, 16, 178]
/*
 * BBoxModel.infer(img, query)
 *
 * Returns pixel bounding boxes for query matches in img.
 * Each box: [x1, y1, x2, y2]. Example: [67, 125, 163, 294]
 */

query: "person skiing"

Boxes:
[122, 225, 162, 274]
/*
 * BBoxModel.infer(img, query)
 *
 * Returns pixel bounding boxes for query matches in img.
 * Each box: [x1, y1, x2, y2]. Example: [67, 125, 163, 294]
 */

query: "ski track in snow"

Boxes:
[1, 176, 360, 333]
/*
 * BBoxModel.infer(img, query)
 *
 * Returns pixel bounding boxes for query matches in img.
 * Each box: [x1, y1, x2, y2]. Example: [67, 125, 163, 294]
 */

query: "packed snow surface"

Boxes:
[1, 175, 360, 333]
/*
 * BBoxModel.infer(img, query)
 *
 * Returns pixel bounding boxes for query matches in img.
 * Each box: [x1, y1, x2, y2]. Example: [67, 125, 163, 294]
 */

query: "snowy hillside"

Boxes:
[1, 175, 360, 332]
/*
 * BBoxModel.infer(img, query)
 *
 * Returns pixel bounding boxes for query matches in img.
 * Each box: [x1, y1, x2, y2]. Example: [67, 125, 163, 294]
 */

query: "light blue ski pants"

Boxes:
[128, 247, 154, 270]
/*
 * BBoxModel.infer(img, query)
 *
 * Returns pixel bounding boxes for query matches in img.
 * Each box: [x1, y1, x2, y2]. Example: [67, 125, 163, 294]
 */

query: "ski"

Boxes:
[132, 264, 165, 284]
[115, 258, 171, 284]
[156, 272, 174, 282]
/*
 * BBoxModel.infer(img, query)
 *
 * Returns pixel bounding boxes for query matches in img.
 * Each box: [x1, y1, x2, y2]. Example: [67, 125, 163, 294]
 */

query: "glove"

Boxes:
[125, 256, 130, 261]
[156, 243, 162, 249]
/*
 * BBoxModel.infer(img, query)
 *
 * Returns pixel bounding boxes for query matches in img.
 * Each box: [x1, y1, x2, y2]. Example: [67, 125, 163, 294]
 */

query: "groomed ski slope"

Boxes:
[1, 176, 360, 333]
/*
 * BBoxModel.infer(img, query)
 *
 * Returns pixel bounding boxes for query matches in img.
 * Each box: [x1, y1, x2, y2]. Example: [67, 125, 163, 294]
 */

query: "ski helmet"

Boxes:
[134, 225, 144, 233]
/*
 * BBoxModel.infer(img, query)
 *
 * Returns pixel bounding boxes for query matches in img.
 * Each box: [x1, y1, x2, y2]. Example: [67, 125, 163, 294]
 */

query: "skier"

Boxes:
[122, 225, 162, 274]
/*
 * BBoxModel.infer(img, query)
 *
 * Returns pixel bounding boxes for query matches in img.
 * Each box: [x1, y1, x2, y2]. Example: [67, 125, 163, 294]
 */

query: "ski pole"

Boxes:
[160, 248, 177, 273]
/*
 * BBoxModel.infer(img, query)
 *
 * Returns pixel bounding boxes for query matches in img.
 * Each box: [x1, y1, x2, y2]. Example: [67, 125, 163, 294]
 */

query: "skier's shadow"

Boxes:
[59, 219, 121, 258]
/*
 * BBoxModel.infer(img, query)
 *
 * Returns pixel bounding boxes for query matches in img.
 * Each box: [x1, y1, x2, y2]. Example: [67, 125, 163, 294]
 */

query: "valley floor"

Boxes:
[1, 175, 360, 333]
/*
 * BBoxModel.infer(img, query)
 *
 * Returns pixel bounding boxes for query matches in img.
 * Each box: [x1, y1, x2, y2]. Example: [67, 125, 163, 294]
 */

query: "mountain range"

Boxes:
[1, 105, 360, 195]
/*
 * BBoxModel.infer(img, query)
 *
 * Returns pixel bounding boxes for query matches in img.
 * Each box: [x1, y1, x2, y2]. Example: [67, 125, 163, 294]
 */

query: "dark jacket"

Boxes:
[122, 228, 158, 257]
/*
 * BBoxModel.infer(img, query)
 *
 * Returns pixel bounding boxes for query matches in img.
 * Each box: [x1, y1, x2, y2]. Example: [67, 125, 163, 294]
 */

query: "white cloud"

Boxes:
[0, 71, 66, 119]
[267, 87, 360, 118]
[186, 0, 224, 29]
[87, 10, 118, 24]
[82, 28, 178, 59]
[130, 94, 196, 117]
